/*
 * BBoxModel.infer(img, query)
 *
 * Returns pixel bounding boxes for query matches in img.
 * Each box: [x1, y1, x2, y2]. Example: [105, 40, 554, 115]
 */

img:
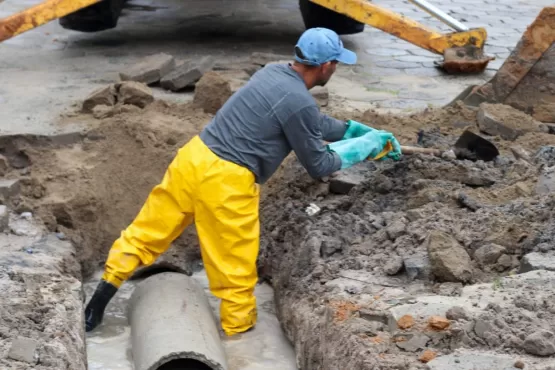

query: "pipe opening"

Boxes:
[157, 359, 214, 370]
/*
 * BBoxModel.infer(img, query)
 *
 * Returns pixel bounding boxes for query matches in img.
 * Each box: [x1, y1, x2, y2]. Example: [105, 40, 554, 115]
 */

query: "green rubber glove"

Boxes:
[328, 130, 401, 169]
[341, 120, 375, 140]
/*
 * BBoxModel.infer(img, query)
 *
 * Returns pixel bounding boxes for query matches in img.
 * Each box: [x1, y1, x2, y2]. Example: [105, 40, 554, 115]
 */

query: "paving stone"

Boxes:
[366, 48, 409, 57]
[404, 67, 446, 77]
[7, 337, 38, 364]
[82, 84, 116, 113]
[395, 55, 438, 63]
[117, 81, 154, 108]
[160, 56, 215, 91]
[375, 60, 420, 69]
[477, 103, 547, 141]
[119, 53, 176, 85]
[520, 252, 555, 273]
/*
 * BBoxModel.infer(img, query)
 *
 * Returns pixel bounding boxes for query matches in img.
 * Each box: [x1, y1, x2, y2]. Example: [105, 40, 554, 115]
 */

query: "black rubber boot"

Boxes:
[84, 280, 118, 332]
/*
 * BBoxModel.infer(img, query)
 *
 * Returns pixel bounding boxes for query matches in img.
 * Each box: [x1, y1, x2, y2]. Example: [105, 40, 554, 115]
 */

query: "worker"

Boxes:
[84, 27, 402, 336]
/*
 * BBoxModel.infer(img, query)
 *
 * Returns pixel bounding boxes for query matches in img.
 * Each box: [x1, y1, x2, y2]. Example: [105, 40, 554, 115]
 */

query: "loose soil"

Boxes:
[2, 88, 555, 369]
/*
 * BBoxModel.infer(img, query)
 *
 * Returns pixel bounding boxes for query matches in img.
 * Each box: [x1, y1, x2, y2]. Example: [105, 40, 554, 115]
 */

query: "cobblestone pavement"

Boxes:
[0, 0, 551, 135]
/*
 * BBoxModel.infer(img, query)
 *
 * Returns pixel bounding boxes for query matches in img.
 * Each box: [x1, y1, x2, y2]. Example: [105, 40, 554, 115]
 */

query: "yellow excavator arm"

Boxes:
[0, 0, 493, 73]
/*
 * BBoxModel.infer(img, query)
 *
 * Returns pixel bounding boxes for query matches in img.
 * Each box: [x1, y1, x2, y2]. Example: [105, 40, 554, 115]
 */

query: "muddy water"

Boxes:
[84, 270, 297, 370]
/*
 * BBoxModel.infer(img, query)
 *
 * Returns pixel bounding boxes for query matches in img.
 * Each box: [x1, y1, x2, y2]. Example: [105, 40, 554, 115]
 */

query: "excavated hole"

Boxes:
[157, 359, 214, 370]
[4, 99, 555, 369]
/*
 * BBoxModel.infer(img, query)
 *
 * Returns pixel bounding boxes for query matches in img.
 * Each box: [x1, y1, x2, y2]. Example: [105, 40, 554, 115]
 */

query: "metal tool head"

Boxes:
[437, 45, 495, 74]
[453, 130, 499, 161]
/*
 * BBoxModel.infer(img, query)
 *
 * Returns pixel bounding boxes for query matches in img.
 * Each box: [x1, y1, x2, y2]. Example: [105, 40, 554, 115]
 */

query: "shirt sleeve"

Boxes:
[282, 105, 342, 179]
[320, 114, 347, 142]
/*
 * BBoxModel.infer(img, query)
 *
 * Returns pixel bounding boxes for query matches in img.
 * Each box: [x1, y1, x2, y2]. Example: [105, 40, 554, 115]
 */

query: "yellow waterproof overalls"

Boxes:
[102, 135, 260, 336]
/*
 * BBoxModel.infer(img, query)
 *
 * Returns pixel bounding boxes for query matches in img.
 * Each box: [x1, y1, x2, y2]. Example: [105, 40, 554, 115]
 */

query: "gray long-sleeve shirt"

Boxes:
[199, 63, 347, 184]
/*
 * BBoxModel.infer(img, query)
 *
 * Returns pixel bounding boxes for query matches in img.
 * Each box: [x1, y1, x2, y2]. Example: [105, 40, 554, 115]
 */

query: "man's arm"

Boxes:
[320, 113, 347, 142]
[282, 105, 342, 179]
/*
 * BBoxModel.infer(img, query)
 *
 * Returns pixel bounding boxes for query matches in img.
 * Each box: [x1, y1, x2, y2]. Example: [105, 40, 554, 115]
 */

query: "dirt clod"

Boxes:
[419, 349, 437, 363]
[193, 71, 233, 114]
[428, 316, 450, 331]
[514, 360, 525, 369]
[523, 330, 555, 356]
[397, 315, 415, 329]
[426, 230, 473, 283]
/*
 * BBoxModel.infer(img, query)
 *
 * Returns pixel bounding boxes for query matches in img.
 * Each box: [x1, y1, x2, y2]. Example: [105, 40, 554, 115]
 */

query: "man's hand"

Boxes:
[341, 120, 375, 140]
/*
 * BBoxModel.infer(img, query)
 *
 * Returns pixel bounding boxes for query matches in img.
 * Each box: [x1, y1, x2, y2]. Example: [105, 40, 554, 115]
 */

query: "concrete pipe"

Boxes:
[128, 272, 228, 370]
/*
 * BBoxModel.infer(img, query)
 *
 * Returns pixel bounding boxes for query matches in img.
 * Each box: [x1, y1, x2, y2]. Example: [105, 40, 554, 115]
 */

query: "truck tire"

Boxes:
[59, 0, 125, 32]
[299, 0, 365, 35]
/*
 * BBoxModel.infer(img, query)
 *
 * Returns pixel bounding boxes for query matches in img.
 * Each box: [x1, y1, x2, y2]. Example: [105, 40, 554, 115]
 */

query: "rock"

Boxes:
[82, 84, 116, 113]
[0, 154, 8, 176]
[395, 333, 430, 352]
[473, 319, 493, 339]
[0, 179, 20, 201]
[119, 53, 175, 85]
[523, 330, 555, 356]
[446, 306, 469, 321]
[477, 103, 547, 141]
[511, 145, 532, 163]
[0, 205, 8, 232]
[426, 230, 473, 283]
[92, 104, 116, 119]
[404, 255, 432, 281]
[7, 337, 38, 364]
[473, 244, 506, 267]
[250, 52, 291, 66]
[536, 166, 555, 195]
[310, 86, 329, 107]
[213, 62, 260, 77]
[514, 360, 525, 369]
[397, 315, 414, 329]
[193, 71, 233, 114]
[428, 316, 450, 331]
[117, 81, 154, 108]
[160, 57, 215, 91]
[419, 349, 437, 363]
[520, 252, 555, 273]
[120, 104, 142, 114]
[384, 256, 404, 276]
[386, 220, 406, 240]
[348, 318, 384, 336]
[329, 172, 364, 195]
[496, 254, 513, 271]
[359, 309, 389, 325]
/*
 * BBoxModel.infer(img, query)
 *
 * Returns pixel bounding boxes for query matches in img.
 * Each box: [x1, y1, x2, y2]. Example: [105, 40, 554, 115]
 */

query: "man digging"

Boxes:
[84, 27, 402, 336]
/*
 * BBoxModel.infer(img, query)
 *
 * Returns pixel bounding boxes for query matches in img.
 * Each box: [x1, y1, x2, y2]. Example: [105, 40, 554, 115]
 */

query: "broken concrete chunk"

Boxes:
[348, 317, 384, 336]
[0, 205, 8, 232]
[536, 167, 555, 195]
[0, 179, 20, 200]
[82, 84, 116, 113]
[384, 256, 404, 276]
[473, 244, 506, 267]
[403, 255, 432, 281]
[8, 337, 38, 363]
[523, 330, 555, 356]
[477, 103, 546, 141]
[120, 53, 176, 85]
[160, 57, 215, 91]
[386, 220, 406, 241]
[446, 306, 469, 321]
[310, 86, 329, 107]
[395, 333, 430, 352]
[117, 81, 154, 108]
[92, 104, 116, 119]
[520, 252, 555, 273]
[426, 230, 473, 283]
[359, 309, 389, 325]
[193, 71, 233, 114]
[250, 52, 291, 66]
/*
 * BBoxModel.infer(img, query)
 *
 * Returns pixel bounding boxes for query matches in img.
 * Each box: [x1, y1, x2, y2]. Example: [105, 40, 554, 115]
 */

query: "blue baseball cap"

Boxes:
[294, 27, 357, 66]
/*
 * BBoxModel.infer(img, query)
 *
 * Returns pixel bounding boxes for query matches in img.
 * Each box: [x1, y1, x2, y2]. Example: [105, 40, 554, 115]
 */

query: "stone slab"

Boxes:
[160, 56, 215, 91]
[119, 53, 176, 85]
[520, 252, 555, 273]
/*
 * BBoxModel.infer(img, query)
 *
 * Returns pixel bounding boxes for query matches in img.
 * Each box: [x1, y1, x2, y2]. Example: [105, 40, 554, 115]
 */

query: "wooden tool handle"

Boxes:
[400, 145, 442, 156]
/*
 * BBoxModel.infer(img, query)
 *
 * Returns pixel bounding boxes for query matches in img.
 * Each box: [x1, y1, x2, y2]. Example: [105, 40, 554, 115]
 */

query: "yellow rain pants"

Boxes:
[102, 135, 260, 336]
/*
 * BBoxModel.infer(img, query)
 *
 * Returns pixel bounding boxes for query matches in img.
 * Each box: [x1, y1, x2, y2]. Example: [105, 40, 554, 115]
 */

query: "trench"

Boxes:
[84, 268, 297, 370]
